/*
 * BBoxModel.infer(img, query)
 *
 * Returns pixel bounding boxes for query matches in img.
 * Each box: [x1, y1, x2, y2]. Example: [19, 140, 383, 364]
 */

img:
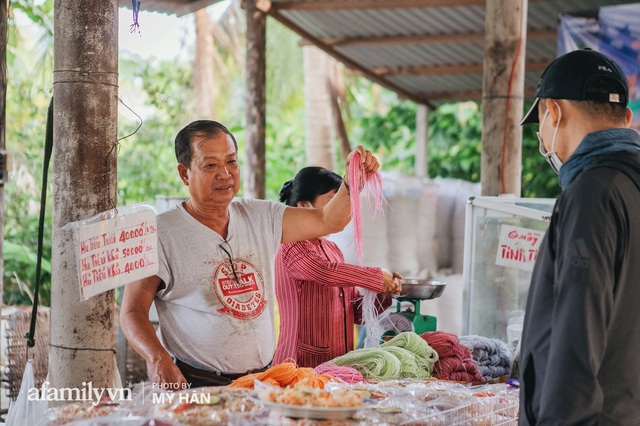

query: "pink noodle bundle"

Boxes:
[348, 151, 385, 262]
[420, 331, 483, 383]
[314, 363, 366, 384]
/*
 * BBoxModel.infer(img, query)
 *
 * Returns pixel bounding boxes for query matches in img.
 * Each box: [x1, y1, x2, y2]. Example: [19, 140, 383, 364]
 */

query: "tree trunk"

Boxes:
[0, 0, 8, 314]
[50, 0, 118, 401]
[304, 45, 334, 169]
[480, 0, 527, 196]
[244, 0, 266, 199]
[0, 4, 7, 407]
[194, 8, 216, 119]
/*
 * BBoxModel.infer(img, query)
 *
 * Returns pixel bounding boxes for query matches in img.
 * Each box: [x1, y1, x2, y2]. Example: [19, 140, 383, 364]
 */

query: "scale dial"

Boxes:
[385, 313, 415, 333]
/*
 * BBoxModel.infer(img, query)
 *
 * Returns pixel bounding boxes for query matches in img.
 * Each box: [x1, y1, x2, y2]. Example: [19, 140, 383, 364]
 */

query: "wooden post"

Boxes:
[415, 104, 429, 178]
[244, 0, 266, 199]
[50, 0, 118, 399]
[480, 0, 527, 196]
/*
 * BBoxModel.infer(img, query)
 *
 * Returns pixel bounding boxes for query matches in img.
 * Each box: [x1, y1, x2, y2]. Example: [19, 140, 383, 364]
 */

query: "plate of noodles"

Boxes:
[254, 384, 363, 419]
[257, 399, 360, 420]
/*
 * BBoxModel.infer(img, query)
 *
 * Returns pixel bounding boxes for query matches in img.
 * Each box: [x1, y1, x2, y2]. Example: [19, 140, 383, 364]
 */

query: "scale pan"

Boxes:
[399, 279, 446, 300]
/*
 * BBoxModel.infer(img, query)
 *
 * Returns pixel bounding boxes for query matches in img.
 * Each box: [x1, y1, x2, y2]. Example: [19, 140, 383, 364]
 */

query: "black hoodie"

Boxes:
[520, 149, 640, 425]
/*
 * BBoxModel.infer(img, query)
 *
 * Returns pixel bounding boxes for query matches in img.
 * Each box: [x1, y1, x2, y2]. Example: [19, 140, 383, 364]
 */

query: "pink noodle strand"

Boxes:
[314, 363, 366, 384]
[348, 151, 385, 263]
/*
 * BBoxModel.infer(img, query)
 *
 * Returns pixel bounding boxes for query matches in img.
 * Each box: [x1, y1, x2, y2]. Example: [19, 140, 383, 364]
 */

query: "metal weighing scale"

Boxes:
[380, 279, 446, 341]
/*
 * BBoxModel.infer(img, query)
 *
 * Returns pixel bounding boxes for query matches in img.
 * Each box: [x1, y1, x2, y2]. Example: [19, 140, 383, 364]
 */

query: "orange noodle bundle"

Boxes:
[419, 331, 483, 382]
[348, 150, 384, 263]
[228, 362, 335, 389]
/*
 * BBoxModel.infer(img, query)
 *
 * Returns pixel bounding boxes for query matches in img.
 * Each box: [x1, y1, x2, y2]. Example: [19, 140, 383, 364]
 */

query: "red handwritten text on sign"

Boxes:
[495, 225, 544, 272]
[76, 209, 158, 299]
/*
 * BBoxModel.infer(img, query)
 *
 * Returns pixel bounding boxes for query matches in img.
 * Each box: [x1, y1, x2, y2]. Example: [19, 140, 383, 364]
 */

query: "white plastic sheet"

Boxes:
[6, 359, 47, 426]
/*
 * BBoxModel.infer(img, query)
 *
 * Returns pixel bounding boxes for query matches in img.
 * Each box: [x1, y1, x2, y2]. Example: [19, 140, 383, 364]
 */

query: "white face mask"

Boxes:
[536, 102, 564, 174]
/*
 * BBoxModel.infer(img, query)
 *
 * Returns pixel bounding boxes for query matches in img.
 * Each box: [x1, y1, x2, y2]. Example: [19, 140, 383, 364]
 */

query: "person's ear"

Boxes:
[178, 164, 189, 186]
[297, 201, 312, 208]
[625, 107, 633, 128]
[545, 99, 562, 126]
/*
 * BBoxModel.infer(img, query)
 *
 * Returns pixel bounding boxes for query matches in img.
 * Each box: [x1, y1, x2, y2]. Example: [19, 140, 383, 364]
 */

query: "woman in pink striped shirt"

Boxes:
[273, 167, 402, 368]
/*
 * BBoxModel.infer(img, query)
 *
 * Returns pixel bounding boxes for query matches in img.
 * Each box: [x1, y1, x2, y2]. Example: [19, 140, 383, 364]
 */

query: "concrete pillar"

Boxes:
[50, 0, 118, 399]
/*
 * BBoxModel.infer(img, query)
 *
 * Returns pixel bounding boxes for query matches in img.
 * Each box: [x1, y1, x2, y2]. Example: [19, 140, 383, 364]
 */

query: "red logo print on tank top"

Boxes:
[213, 258, 267, 319]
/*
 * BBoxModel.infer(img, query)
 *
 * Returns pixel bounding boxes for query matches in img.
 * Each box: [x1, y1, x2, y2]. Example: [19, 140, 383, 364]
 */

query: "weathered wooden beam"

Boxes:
[324, 29, 555, 48]
[271, 0, 548, 10]
[271, 0, 485, 11]
[480, 0, 527, 196]
[374, 63, 483, 77]
[373, 60, 548, 76]
[420, 88, 536, 103]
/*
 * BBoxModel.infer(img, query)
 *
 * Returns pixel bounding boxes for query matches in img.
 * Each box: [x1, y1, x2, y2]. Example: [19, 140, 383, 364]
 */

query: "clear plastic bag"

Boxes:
[6, 359, 48, 426]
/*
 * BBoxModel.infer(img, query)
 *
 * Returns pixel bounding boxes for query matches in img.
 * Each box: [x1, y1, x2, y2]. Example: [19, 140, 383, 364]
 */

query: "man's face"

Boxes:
[179, 132, 240, 207]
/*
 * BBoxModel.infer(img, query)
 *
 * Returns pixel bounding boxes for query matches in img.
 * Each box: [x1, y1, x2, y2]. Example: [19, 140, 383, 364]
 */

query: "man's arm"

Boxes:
[282, 146, 380, 243]
[120, 276, 186, 387]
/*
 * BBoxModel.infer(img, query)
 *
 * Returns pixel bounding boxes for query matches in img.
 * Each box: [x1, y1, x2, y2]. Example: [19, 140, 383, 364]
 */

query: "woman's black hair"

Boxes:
[279, 167, 342, 207]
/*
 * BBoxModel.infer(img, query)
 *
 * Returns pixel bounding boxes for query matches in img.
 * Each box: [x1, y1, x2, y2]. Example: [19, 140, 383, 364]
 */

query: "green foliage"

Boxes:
[116, 57, 193, 205]
[3, 241, 51, 306]
[263, 19, 306, 200]
[354, 101, 419, 175]
[427, 102, 483, 182]
[9, 0, 54, 79]
[348, 81, 560, 198]
[348, 79, 483, 182]
[264, 110, 307, 201]
[11, 0, 54, 33]
[3, 75, 53, 306]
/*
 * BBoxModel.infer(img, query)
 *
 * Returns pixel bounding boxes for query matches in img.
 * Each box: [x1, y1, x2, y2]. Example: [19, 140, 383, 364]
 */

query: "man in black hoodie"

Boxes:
[519, 49, 640, 425]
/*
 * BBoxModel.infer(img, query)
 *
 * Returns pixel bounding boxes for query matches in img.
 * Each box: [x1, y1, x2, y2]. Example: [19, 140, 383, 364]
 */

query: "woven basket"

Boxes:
[3, 307, 50, 401]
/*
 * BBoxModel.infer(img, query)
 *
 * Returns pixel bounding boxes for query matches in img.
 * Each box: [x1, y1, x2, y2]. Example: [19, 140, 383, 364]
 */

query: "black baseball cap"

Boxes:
[521, 48, 629, 125]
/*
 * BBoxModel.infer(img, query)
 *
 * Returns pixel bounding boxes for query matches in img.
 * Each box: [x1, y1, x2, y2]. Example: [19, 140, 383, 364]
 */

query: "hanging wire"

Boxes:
[130, 0, 141, 33]
[116, 95, 143, 142]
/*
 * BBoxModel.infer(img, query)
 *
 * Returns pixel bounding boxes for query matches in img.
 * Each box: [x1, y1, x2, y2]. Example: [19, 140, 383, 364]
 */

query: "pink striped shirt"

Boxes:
[273, 238, 389, 367]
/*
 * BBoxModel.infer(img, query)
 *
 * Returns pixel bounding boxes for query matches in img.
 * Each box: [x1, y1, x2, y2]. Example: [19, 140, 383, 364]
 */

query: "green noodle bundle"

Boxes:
[331, 348, 402, 380]
[380, 332, 439, 364]
[382, 346, 431, 379]
[330, 332, 440, 380]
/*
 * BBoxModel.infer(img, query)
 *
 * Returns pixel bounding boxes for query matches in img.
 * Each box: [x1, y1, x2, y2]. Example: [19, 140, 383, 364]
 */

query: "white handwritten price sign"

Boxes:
[495, 224, 545, 272]
[75, 209, 158, 299]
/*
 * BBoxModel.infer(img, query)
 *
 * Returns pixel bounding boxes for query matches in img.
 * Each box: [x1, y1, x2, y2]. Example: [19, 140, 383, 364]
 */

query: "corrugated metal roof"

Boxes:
[128, 0, 639, 105]
[267, 0, 639, 105]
